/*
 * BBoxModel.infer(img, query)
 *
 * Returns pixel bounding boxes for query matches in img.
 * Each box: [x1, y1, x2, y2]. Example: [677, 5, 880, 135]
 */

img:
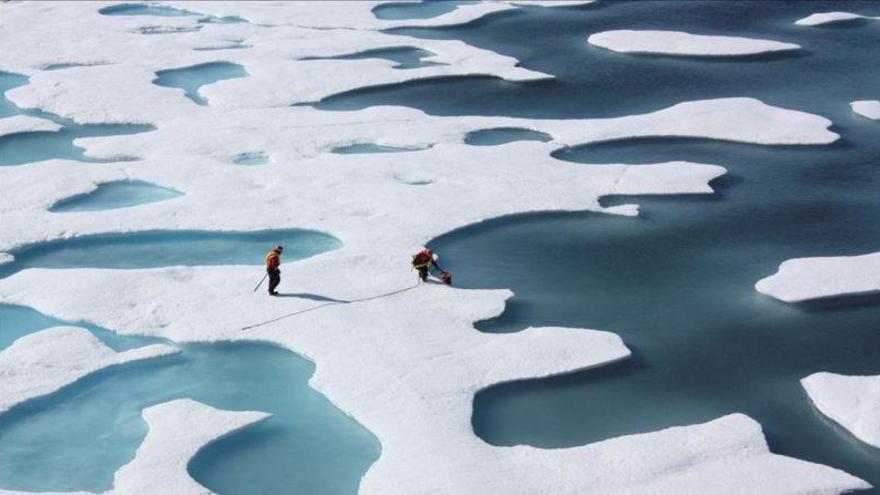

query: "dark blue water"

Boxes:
[153, 62, 248, 106]
[465, 127, 552, 145]
[302, 47, 443, 69]
[333, 0, 880, 490]
[0, 305, 378, 494]
[0, 229, 341, 279]
[372, 0, 480, 21]
[49, 180, 183, 212]
[0, 72, 154, 166]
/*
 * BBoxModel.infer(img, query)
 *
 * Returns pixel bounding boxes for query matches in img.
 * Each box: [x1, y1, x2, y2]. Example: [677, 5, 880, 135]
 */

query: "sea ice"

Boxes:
[802, 372, 880, 449]
[0, 326, 177, 414]
[851, 100, 880, 120]
[587, 30, 801, 57]
[0, 2, 868, 494]
[795, 12, 880, 27]
[755, 252, 880, 302]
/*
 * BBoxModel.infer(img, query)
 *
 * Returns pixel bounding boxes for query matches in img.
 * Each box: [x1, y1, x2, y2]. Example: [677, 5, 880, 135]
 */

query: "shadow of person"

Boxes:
[276, 293, 350, 303]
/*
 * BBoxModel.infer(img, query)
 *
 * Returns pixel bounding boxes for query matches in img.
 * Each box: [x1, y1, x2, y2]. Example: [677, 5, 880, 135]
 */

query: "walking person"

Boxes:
[266, 245, 283, 296]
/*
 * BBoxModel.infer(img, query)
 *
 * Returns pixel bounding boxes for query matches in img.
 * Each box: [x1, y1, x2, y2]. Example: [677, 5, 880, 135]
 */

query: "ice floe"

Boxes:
[111, 399, 270, 494]
[587, 30, 800, 57]
[802, 372, 880, 449]
[795, 12, 880, 27]
[0, 1, 866, 494]
[0, 326, 177, 414]
[0, 115, 61, 138]
[755, 252, 880, 303]
[852, 100, 880, 120]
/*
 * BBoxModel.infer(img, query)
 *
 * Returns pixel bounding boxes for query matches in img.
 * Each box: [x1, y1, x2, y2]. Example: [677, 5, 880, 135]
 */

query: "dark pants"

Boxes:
[268, 268, 281, 294]
[418, 266, 429, 281]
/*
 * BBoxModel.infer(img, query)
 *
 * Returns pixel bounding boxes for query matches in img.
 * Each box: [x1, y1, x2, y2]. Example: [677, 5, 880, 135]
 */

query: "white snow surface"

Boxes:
[0, 326, 178, 414]
[755, 252, 880, 302]
[587, 30, 800, 56]
[0, 2, 867, 494]
[803, 372, 880, 449]
[795, 12, 880, 26]
[852, 100, 880, 120]
[0, 115, 62, 138]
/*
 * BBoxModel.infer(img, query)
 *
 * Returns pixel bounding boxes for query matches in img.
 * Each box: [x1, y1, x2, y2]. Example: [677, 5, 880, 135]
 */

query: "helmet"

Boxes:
[275, 245, 284, 252]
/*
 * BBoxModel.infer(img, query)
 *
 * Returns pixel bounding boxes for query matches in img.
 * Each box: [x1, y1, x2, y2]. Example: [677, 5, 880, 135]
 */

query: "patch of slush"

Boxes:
[301, 46, 444, 70]
[48, 180, 183, 212]
[372, 0, 480, 21]
[232, 151, 270, 165]
[331, 142, 430, 154]
[852, 100, 880, 120]
[0, 326, 177, 414]
[802, 373, 880, 449]
[755, 252, 880, 303]
[796, 12, 880, 27]
[465, 127, 552, 145]
[587, 30, 801, 57]
[0, 229, 340, 279]
[153, 62, 248, 106]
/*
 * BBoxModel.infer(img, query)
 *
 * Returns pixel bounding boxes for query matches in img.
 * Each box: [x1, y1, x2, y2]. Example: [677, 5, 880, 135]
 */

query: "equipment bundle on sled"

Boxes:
[411, 248, 452, 285]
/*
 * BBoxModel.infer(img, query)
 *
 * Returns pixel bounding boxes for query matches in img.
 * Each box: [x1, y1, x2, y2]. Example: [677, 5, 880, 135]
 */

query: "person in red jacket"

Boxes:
[411, 248, 452, 284]
[265, 245, 283, 296]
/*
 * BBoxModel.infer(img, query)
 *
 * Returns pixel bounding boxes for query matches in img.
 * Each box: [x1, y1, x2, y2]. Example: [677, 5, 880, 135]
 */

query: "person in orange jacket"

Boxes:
[265, 245, 283, 296]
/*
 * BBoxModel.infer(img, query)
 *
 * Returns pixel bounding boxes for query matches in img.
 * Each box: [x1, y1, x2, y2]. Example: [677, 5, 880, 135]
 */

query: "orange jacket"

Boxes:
[266, 250, 281, 270]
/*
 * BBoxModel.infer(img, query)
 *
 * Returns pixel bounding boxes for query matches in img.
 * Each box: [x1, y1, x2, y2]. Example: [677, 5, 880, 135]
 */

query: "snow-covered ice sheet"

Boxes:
[852, 100, 880, 120]
[0, 326, 177, 414]
[0, 115, 61, 138]
[587, 30, 800, 57]
[796, 12, 880, 27]
[0, 2, 868, 494]
[803, 372, 880, 449]
[755, 252, 880, 303]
